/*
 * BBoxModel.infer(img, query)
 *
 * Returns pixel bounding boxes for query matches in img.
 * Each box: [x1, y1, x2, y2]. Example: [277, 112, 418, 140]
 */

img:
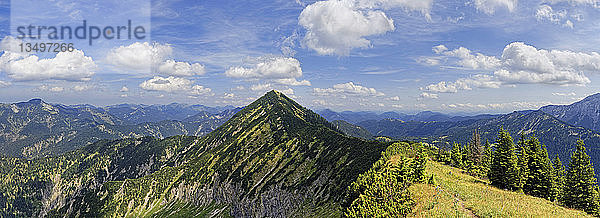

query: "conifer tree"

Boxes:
[522, 136, 554, 200]
[450, 143, 463, 168]
[410, 147, 428, 183]
[562, 140, 600, 216]
[489, 128, 520, 191]
[481, 140, 493, 177]
[552, 154, 566, 202]
[466, 130, 484, 177]
[516, 134, 529, 189]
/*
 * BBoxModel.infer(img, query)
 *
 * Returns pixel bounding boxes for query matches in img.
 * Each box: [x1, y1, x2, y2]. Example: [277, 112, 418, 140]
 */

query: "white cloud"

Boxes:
[535, 5, 566, 23]
[279, 88, 295, 95]
[274, 78, 312, 86]
[298, 0, 431, 56]
[388, 96, 401, 101]
[440, 46, 501, 70]
[36, 85, 64, 92]
[497, 42, 595, 85]
[422, 74, 501, 93]
[433, 45, 448, 54]
[299, 1, 394, 56]
[1, 50, 96, 81]
[223, 92, 235, 99]
[106, 42, 172, 71]
[226, 57, 302, 79]
[73, 84, 93, 91]
[158, 60, 206, 77]
[0, 80, 11, 87]
[473, 0, 518, 15]
[314, 82, 384, 96]
[423, 42, 600, 96]
[226, 56, 310, 86]
[120, 86, 129, 92]
[552, 92, 576, 96]
[443, 101, 552, 111]
[250, 83, 273, 91]
[419, 92, 438, 99]
[0, 37, 96, 81]
[139, 76, 212, 95]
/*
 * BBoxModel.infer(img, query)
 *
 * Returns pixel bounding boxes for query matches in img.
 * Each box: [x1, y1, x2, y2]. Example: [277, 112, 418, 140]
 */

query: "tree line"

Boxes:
[437, 128, 600, 216]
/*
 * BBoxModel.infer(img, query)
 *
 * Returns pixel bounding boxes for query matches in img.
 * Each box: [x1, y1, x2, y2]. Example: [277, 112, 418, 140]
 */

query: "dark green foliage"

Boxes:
[345, 142, 428, 217]
[481, 140, 493, 177]
[552, 154, 566, 202]
[331, 120, 374, 139]
[562, 140, 600, 216]
[489, 128, 520, 191]
[410, 147, 428, 183]
[450, 143, 463, 168]
[465, 130, 485, 177]
[522, 136, 555, 200]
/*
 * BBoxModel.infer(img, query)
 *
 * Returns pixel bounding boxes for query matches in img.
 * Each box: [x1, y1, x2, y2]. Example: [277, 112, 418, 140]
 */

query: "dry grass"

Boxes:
[417, 160, 592, 217]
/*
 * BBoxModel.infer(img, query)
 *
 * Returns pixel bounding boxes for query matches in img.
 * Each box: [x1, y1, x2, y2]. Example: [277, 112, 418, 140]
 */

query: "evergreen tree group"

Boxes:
[435, 129, 600, 217]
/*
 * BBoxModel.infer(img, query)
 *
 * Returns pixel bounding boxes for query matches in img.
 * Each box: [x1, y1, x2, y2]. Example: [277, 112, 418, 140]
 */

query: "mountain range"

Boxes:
[0, 99, 240, 158]
[0, 91, 385, 217]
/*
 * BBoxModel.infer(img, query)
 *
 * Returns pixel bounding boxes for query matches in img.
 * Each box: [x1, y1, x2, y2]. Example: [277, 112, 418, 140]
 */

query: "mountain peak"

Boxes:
[27, 99, 44, 104]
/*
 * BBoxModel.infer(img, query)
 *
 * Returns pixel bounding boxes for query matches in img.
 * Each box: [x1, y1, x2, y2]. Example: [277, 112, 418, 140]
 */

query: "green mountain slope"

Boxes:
[1, 91, 385, 217]
[331, 120, 373, 139]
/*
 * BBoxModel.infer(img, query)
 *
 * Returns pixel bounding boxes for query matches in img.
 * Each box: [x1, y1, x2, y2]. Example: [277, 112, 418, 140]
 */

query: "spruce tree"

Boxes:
[552, 154, 566, 202]
[450, 143, 463, 168]
[522, 136, 554, 200]
[481, 140, 493, 178]
[489, 128, 520, 191]
[562, 140, 600, 215]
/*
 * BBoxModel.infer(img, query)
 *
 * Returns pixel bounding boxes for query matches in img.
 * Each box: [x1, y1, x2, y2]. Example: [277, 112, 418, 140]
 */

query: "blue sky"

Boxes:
[1, 0, 600, 114]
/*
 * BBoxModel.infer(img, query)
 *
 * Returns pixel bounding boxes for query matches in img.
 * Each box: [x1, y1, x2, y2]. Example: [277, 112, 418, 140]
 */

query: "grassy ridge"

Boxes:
[421, 160, 591, 217]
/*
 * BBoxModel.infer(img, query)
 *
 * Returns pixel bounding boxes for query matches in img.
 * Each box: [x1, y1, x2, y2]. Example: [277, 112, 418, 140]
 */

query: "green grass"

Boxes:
[416, 160, 592, 217]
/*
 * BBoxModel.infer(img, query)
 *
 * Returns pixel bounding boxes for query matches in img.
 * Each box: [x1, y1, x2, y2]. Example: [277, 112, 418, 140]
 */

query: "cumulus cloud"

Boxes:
[226, 56, 310, 86]
[158, 60, 206, 77]
[442, 47, 501, 70]
[35, 85, 64, 92]
[106, 42, 172, 71]
[298, 0, 431, 56]
[419, 92, 438, 99]
[226, 57, 302, 79]
[422, 75, 501, 93]
[473, 0, 517, 14]
[106, 42, 205, 77]
[73, 84, 93, 91]
[422, 42, 600, 96]
[535, 5, 574, 28]
[0, 37, 96, 81]
[314, 82, 384, 96]
[139, 76, 212, 95]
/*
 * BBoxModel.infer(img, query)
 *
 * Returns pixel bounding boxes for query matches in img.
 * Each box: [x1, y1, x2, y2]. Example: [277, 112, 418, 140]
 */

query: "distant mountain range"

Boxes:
[317, 109, 499, 124]
[0, 91, 385, 217]
[541, 93, 600, 132]
[0, 99, 240, 158]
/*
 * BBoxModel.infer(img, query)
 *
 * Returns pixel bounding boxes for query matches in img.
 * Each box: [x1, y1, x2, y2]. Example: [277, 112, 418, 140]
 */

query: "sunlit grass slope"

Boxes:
[410, 160, 591, 217]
